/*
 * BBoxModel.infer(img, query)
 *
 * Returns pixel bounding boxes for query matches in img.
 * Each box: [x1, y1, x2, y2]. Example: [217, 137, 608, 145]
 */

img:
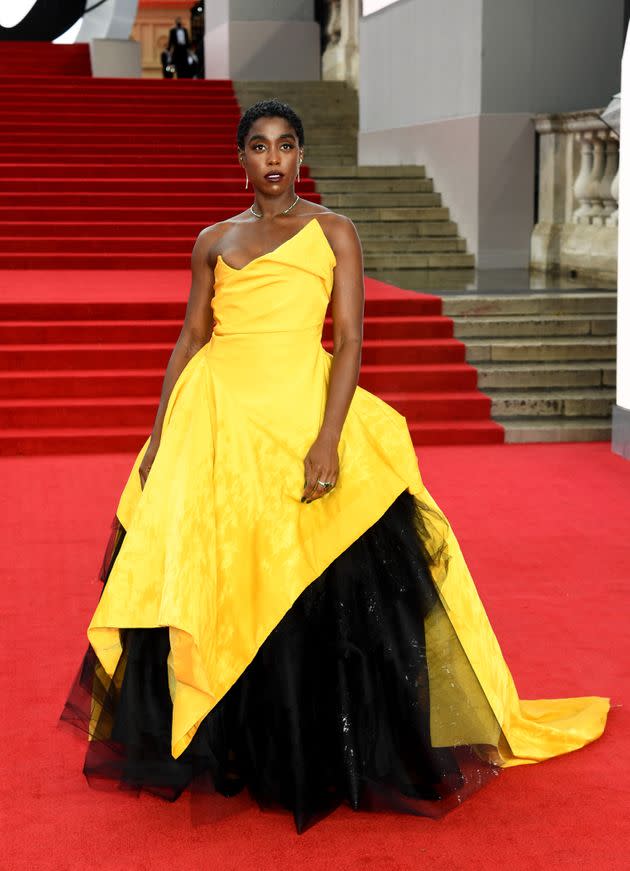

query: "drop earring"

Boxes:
[245, 172, 249, 190]
[297, 159, 302, 184]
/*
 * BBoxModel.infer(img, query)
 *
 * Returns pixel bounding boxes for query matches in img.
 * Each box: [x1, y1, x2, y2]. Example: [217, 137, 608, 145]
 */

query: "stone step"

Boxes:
[316, 178, 434, 193]
[489, 389, 615, 418]
[436, 295, 615, 443]
[476, 362, 615, 389]
[234, 80, 355, 93]
[237, 104, 356, 115]
[442, 293, 616, 316]
[234, 90, 356, 102]
[238, 108, 357, 122]
[301, 143, 357, 154]
[309, 165, 427, 179]
[362, 238, 466, 254]
[301, 145, 358, 157]
[232, 85, 358, 134]
[499, 417, 612, 443]
[311, 156, 357, 166]
[464, 337, 616, 363]
[337, 206, 451, 222]
[297, 131, 359, 143]
[364, 252, 475, 269]
[233, 89, 355, 101]
[303, 151, 358, 162]
[270, 127, 360, 142]
[452, 314, 616, 338]
[235, 87, 355, 97]
[303, 157, 359, 166]
[362, 269, 474, 288]
[355, 221, 459, 238]
[234, 95, 357, 112]
[322, 191, 441, 208]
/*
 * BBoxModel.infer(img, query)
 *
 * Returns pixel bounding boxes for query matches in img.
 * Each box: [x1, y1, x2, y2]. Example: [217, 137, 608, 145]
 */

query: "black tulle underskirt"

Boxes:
[59, 488, 503, 833]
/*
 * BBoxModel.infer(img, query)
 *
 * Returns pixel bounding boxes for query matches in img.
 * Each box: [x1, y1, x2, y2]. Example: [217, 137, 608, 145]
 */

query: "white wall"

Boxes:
[205, 0, 230, 78]
[230, 0, 313, 20]
[89, 38, 141, 77]
[360, 0, 483, 131]
[481, 0, 623, 113]
[229, 20, 320, 80]
[359, 0, 624, 268]
[360, 0, 623, 127]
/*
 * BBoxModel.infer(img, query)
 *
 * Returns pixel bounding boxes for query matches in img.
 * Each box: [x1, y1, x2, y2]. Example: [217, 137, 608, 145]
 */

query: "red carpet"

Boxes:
[0, 269, 503, 451]
[0, 43, 92, 77]
[1, 441, 627, 869]
[0, 73, 317, 268]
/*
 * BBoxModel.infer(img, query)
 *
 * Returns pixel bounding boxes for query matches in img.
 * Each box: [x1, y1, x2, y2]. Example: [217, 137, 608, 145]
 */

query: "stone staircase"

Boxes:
[442, 292, 616, 442]
[232, 81, 474, 272]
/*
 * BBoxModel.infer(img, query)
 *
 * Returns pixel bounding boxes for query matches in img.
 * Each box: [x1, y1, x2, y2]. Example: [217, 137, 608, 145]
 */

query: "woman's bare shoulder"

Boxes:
[194, 217, 247, 263]
[306, 207, 361, 257]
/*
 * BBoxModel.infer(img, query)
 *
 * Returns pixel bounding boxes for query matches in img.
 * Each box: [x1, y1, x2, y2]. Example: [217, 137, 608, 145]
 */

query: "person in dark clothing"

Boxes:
[167, 17, 191, 79]
[188, 41, 201, 79]
[160, 48, 175, 79]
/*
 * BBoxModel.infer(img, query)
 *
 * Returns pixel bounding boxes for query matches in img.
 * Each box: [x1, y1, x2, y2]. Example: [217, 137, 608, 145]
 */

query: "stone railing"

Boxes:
[531, 110, 618, 283]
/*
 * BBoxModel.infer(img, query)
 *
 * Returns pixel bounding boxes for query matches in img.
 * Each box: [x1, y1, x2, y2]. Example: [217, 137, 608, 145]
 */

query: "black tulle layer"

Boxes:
[60, 488, 503, 833]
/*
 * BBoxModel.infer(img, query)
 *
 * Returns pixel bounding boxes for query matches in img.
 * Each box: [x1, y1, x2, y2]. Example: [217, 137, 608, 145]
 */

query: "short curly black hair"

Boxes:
[236, 99, 305, 151]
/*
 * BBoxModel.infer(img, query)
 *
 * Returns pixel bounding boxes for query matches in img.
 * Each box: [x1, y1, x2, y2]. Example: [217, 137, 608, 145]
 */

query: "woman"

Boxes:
[60, 100, 610, 834]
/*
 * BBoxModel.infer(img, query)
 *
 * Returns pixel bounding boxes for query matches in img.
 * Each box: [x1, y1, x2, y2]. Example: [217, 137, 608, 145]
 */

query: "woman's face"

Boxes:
[239, 116, 302, 195]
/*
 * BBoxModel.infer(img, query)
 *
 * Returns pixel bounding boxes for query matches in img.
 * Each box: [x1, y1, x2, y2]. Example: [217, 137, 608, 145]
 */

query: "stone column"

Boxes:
[205, 0, 320, 81]
[322, 0, 360, 88]
[573, 133, 595, 222]
[613, 23, 630, 460]
[598, 134, 620, 225]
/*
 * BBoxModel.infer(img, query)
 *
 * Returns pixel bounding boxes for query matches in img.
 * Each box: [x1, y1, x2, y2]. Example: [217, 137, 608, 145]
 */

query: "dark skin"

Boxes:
[139, 115, 364, 504]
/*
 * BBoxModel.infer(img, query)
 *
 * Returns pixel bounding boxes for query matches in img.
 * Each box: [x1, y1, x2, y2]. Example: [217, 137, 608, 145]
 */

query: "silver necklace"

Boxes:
[250, 195, 300, 219]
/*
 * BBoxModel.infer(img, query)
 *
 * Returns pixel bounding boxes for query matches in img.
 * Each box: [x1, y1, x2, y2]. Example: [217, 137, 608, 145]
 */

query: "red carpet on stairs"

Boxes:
[0, 43, 92, 76]
[1, 441, 626, 870]
[0, 270, 504, 452]
[1, 70, 503, 449]
[0, 74, 316, 268]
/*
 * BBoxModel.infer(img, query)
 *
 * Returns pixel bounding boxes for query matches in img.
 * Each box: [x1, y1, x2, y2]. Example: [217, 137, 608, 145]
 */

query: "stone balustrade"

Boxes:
[531, 110, 618, 283]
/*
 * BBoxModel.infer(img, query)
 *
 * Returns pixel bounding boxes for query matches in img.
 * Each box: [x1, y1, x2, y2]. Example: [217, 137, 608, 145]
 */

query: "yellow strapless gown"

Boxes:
[86, 216, 609, 762]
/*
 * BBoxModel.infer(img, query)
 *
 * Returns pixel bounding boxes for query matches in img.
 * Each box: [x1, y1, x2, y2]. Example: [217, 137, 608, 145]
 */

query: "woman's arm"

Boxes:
[139, 228, 215, 486]
[302, 216, 364, 502]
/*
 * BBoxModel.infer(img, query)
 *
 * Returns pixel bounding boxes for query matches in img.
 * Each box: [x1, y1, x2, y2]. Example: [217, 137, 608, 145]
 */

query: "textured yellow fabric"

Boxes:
[87, 217, 609, 762]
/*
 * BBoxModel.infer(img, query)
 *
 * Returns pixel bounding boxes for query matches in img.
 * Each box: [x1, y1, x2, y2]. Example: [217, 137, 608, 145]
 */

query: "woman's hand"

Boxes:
[302, 431, 339, 503]
[139, 439, 160, 490]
